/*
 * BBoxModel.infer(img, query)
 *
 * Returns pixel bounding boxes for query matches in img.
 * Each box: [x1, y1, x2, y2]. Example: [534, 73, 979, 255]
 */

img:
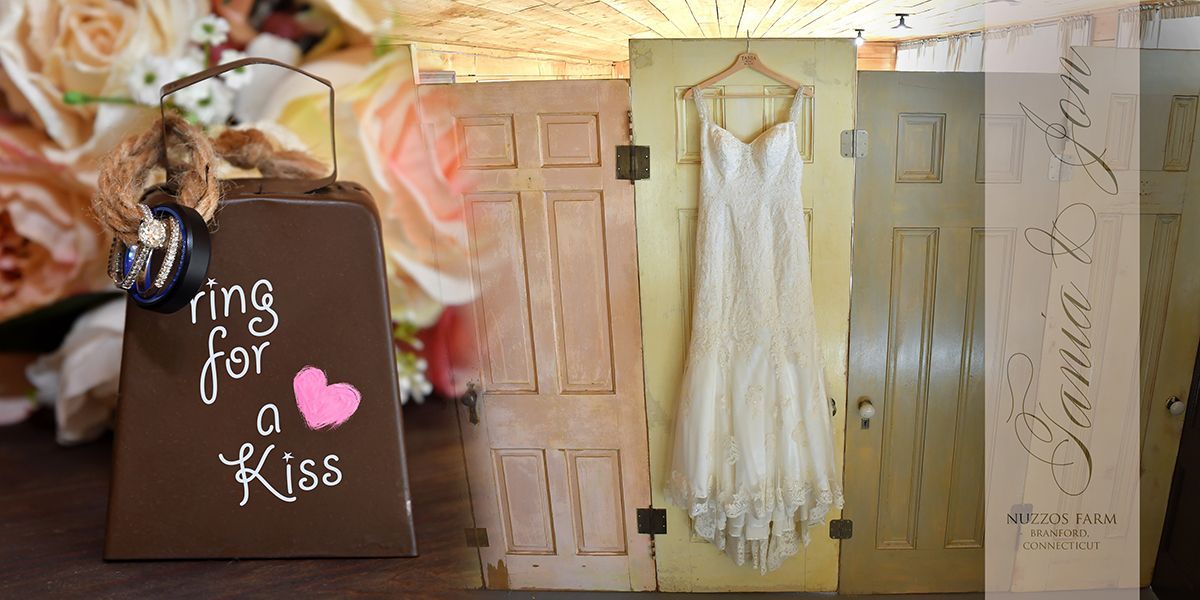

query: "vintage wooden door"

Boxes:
[630, 39, 856, 592]
[419, 80, 655, 591]
[1147, 48, 1200, 597]
[841, 72, 989, 593]
[1135, 48, 1200, 586]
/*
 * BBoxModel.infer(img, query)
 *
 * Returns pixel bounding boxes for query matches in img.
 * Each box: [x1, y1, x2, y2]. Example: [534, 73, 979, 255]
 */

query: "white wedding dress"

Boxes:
[667, 91, 844, 574]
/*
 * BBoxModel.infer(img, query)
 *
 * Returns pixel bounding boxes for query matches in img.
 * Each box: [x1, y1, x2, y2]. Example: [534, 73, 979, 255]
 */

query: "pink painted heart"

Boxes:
[293, 366, 361, 430]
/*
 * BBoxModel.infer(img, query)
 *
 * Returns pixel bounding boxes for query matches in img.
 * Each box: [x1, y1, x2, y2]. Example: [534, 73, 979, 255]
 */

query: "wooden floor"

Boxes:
[0, 401, 482, 598]
[0, 397, 1165, 598]
[0, 400, 987, 599]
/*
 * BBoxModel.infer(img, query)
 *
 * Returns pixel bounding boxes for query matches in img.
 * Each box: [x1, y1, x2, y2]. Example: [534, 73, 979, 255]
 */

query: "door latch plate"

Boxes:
[459, 382, 479, 425]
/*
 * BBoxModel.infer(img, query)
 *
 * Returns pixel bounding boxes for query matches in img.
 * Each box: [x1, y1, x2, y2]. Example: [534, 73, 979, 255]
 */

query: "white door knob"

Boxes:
[858, 399, 876, 420]
[1167, 396, 1186, 416]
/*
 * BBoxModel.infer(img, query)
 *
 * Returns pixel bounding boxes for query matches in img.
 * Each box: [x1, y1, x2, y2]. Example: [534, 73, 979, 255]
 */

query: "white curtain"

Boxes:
[1117, 6, 1149, 47]
[895, 39, 936, 71]
[898, 2, 1200, 65]
[1118, 2, 1200, 49]
[983, 22, 1067, 73]
[950, 33, 984, 71]
[896, 33, 983, 72]
[1059, 15, 1094, 56]
[1159, 1, 1200, 48]
[894, 42, 913, 70]
[896, 17, 1091, 73]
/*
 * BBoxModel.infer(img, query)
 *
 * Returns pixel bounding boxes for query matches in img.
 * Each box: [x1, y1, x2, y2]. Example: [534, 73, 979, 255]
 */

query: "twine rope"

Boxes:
[94, 113, 327, 244]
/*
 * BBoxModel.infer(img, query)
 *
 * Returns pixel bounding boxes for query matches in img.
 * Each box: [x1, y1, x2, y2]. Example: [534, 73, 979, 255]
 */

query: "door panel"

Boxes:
[467, 193, 537, 392]
[546, 191, 615, 392]
[630, 38, 856, 592]
[421, 80, 655, 591]
[842, 72, 988, 593]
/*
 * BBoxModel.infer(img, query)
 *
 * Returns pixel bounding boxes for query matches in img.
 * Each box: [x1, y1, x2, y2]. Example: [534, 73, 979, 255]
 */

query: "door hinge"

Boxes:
[829, 519, 853, 539]
[636, 507, 667, 535]
[465, 527, 489, 548]
[840, 129, 868, 158]
[616, 145, 650, 181]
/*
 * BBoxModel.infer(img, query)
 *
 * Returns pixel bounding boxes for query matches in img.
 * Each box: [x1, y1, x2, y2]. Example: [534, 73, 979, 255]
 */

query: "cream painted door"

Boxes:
[630, 39, 856, 592]
[420, 80, 655, 591]
[1137, 48, 1200, 586]
[842, 72, 988, 593]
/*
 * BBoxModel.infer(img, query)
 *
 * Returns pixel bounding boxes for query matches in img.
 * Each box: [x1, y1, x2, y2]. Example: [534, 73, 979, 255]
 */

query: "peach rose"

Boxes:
[0, 0, 207, 173]
[0, 120, 108, 322]
[251, 47, 474, 327]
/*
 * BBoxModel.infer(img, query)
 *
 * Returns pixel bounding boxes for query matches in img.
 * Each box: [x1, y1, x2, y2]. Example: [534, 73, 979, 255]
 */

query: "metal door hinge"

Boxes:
[636, 507, 667, 535]
[616, 145, 650, 181]
[465, 527, 489, 548]
[840, 129, 868, 158]
[829, 519, 853, 539]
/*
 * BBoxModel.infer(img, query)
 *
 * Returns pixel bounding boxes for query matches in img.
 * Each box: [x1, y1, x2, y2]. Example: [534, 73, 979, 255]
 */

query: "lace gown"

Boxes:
[667, 91, 844, 574]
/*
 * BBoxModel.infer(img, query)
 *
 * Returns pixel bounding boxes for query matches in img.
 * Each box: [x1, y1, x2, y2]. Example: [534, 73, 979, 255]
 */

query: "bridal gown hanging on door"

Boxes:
[667, 91, 844, 574]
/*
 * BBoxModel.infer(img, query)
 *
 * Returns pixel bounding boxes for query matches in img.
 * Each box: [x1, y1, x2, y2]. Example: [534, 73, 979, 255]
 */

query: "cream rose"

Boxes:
[0, 0, 207, 173]
[27, 298, 125, 444]
[311, 0, 398, 37]
[0, 121, 108, 322]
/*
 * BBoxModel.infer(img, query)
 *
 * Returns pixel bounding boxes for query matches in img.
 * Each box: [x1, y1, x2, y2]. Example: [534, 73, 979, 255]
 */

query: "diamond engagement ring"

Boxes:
[108, 201, 211, 313]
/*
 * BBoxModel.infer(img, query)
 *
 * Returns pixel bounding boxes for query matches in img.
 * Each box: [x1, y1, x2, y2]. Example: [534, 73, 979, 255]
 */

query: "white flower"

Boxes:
[180, 47, 209, 70]
[396, 351, 433, 405]
[190, 15, 230, 46]
[218, 49, 253, 90]
[165, 55, 207, 106]
[163, 52, 237, 126]
[126, 57, 172, 106]
[176, 79, 234, 126]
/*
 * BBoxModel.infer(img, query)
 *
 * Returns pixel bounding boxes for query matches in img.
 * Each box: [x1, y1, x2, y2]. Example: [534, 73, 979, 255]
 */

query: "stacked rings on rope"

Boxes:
[107, 202, 211, 313]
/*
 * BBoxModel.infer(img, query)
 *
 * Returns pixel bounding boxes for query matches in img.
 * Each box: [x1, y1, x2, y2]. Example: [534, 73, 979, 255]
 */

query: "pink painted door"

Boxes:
[420, 80, 654, 591]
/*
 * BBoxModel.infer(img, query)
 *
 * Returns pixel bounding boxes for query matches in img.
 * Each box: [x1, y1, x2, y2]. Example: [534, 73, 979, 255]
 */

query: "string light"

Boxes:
[854, 29, 866, 47]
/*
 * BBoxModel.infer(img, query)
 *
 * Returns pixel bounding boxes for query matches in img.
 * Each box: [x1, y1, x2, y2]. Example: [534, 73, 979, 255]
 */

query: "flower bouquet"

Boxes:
[0, 0, 473, 440]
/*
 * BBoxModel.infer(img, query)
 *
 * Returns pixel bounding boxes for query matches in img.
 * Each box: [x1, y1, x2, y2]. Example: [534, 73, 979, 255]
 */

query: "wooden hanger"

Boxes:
[683, 32, 813, 100]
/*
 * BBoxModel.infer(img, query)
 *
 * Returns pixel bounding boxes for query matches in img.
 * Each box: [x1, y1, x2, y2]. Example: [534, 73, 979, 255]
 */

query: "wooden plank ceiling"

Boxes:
[389, 0, 1131, 63]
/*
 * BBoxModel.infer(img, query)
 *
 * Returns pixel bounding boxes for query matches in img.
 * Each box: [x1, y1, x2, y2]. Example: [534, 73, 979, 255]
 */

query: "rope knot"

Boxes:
[93, 114, 327, 244]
